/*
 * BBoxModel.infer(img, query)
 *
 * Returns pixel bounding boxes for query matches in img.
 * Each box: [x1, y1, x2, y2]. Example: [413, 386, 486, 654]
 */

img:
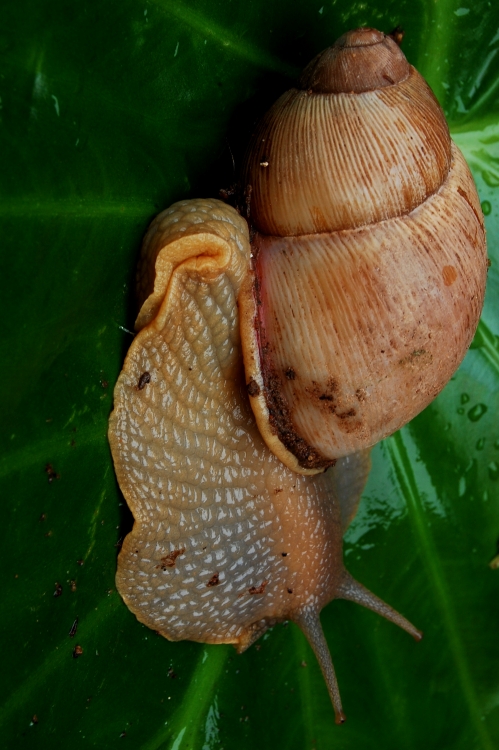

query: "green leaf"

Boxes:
[1, 0, 498, 748]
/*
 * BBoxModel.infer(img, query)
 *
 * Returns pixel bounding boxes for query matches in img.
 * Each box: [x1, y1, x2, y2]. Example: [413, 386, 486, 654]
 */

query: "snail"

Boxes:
[108, 28, 487, 723]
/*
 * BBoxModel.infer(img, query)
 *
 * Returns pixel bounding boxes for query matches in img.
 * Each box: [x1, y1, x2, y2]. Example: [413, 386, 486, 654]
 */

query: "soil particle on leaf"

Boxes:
[69, 617, 79, 638]
[72, 644, 83, 659]
[206, 572, 220, 587]
[45, 464, 60, 482]
[53, 582, 63, 597]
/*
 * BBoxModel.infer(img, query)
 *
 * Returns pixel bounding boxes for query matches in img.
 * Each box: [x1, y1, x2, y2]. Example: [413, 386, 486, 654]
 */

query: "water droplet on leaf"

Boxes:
[488, 461, 499, 481]
[468, 403, 487, 422]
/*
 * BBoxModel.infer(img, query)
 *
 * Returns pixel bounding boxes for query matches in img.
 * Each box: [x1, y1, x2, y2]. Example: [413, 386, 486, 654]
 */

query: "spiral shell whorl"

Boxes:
[242, 32, 451, 237]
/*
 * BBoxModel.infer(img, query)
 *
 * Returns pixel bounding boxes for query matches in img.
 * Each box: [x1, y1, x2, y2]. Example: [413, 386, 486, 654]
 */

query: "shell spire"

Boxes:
[298, 28, 410, 94]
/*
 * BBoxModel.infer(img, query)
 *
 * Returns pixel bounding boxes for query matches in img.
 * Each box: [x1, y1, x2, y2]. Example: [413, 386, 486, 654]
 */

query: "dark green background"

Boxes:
[1, 0, 498, 748]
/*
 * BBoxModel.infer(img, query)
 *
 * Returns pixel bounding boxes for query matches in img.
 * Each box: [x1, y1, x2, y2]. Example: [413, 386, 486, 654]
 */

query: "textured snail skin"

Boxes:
[240, 27, 487, 473]
[109, 198, 420, 723]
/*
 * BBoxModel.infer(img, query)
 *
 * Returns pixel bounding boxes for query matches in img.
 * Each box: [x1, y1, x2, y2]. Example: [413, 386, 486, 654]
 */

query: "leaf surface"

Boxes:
[1, 1, 498, 748]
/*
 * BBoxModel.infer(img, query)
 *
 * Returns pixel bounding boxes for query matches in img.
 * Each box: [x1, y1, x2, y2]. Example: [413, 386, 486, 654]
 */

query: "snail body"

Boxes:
[108, 28, 487, 722]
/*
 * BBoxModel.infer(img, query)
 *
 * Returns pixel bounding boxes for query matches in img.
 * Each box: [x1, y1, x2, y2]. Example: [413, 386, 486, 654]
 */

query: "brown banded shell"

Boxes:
[239, 27, 487, 473]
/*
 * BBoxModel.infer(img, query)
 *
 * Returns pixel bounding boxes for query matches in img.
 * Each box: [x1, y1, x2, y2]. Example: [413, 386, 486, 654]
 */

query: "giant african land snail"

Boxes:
[108, 28, 487, 722]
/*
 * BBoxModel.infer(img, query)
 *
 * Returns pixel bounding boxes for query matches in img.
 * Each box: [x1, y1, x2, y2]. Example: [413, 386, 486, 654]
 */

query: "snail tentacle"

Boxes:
[293, 609, 346, 725]
[337, 571, 423, 641]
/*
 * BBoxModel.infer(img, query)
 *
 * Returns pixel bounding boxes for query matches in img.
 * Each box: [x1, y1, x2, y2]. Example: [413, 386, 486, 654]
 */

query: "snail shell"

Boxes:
[108, 28, 487, 722]
[239, 27, 487, 473]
